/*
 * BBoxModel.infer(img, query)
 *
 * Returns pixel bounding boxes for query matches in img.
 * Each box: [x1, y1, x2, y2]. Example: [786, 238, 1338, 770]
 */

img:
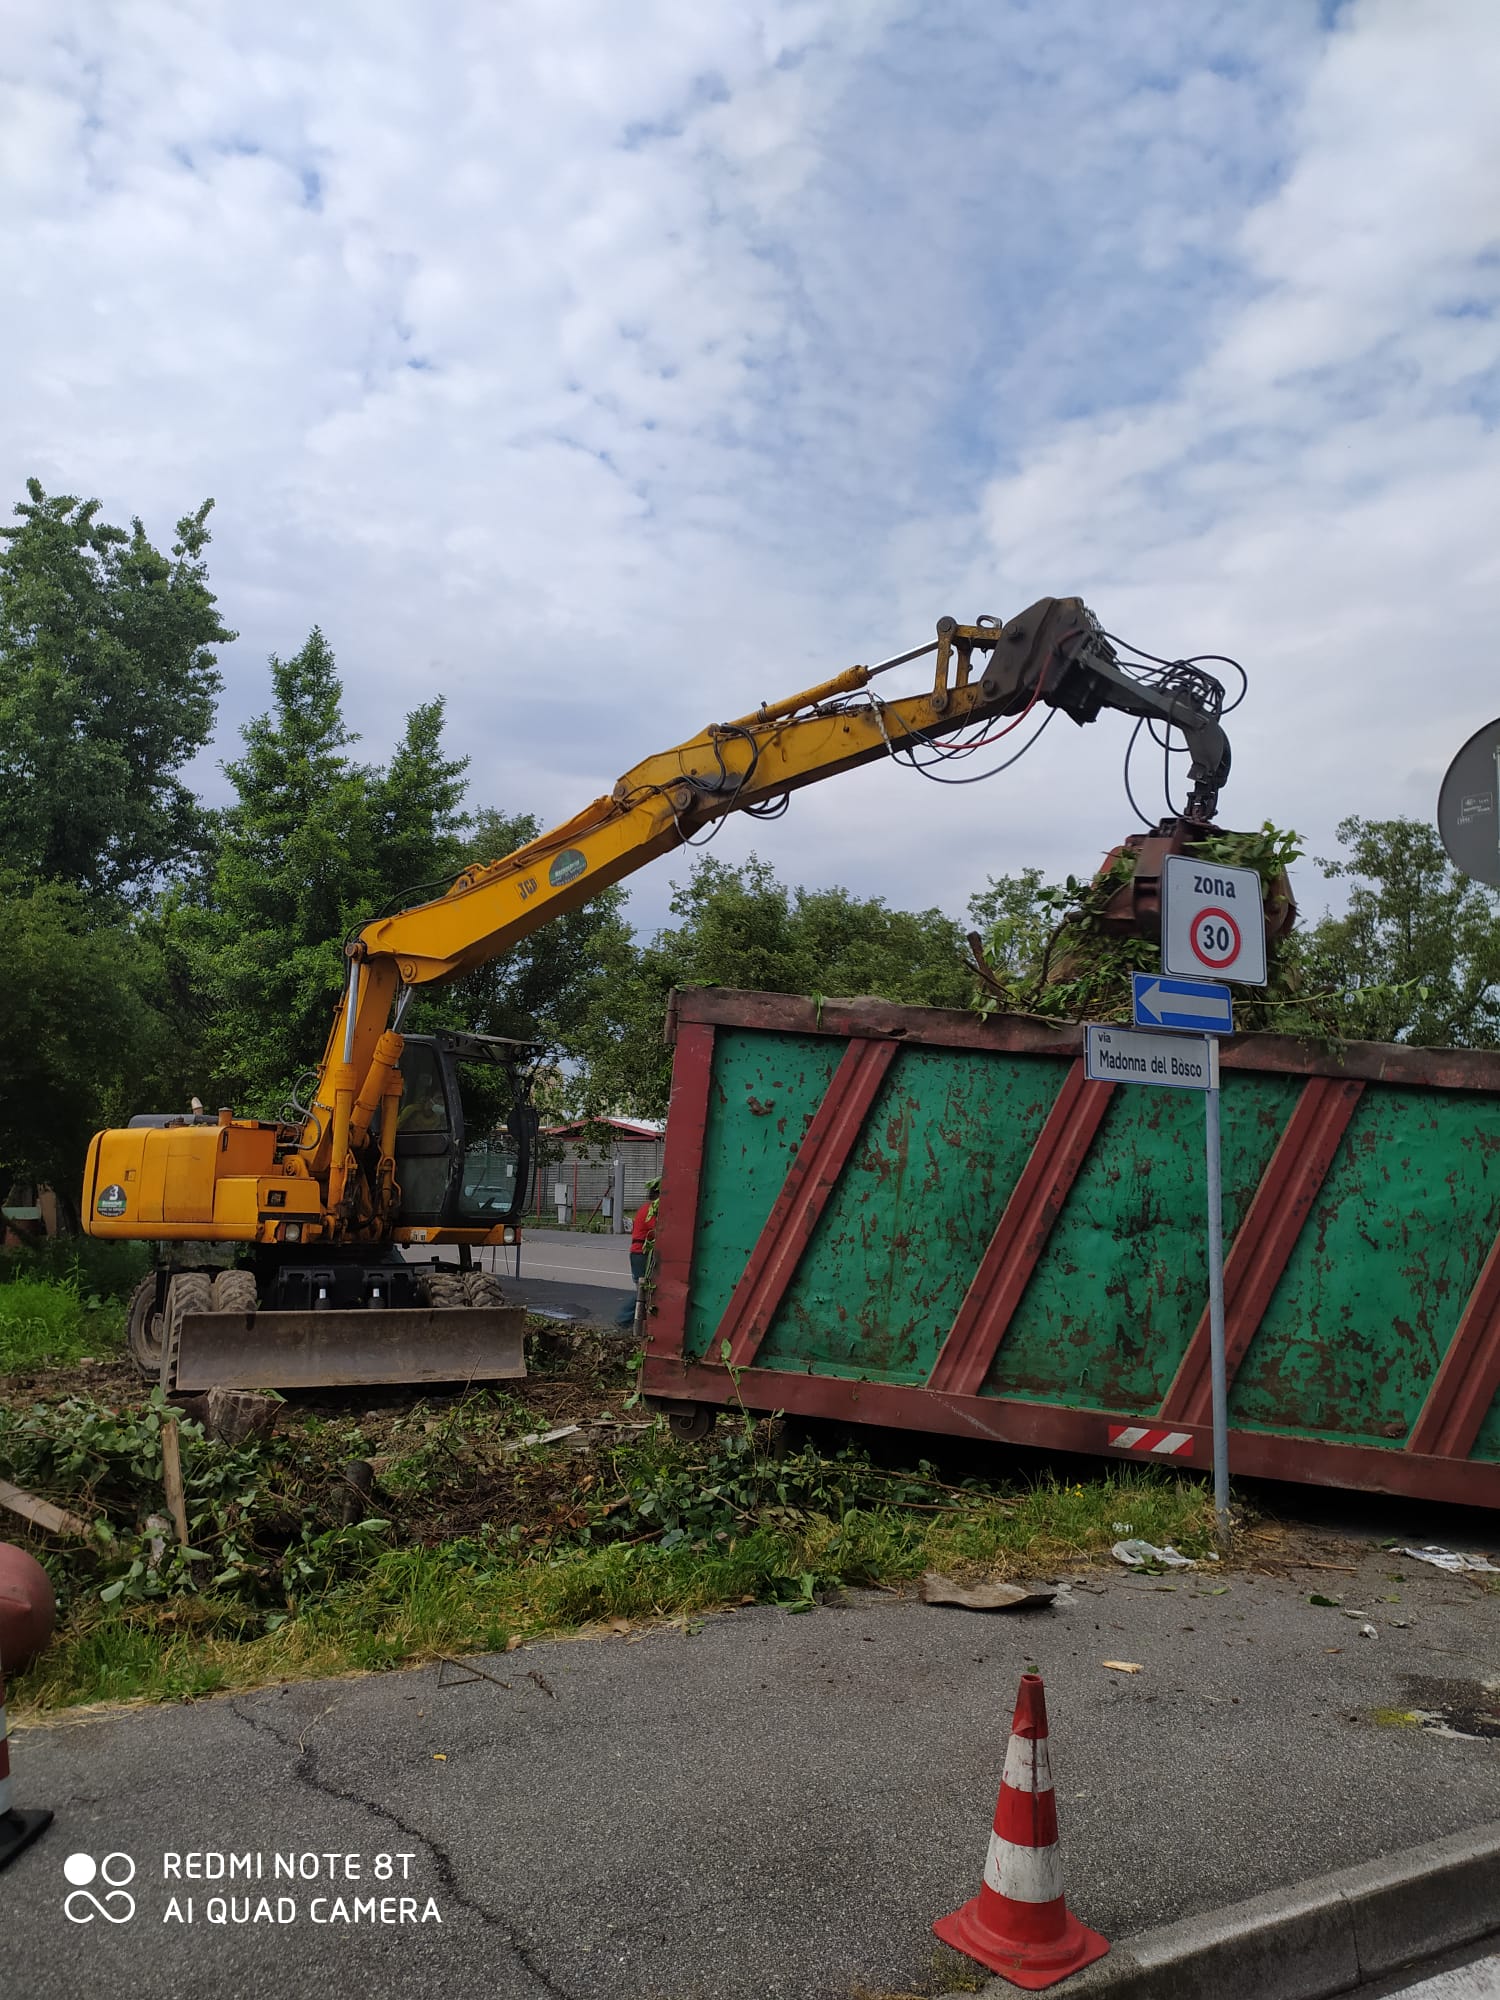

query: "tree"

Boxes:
[571, 854, 972, 1118]
[370, 699, 471, 901]
[180, 638, 635, 1113]
[0, 478, 232, 900]
[0, 876, 171, 1205]
[965, 866, 1055, 980]
[180, 628, 376, 1105]
[175, 630, 468, 1109]
[1299, 816, 1500, 1046]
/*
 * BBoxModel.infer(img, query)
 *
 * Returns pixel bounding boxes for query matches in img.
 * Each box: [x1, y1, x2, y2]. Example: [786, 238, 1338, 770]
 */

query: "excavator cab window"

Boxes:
[454, 1063, 523, 1224]
[394, 1031, 535, 1229]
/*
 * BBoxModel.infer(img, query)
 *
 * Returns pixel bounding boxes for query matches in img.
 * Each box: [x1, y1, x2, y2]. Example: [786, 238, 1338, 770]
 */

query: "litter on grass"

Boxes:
[1399, 1546, 1500, 1574]
[919, 1572, 1056, 1613]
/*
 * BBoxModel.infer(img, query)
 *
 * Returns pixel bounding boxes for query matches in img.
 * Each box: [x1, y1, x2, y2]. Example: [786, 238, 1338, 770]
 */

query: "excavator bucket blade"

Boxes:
[172, 1308, 527, 1391]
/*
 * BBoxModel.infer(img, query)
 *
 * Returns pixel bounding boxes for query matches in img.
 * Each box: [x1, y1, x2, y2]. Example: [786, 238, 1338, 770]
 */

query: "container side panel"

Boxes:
[683, 1029, 843, 1361]
[755, 1048, 1071, 1382]
[1230, 1086, 1500, 1444]
[1473, 1392, 1500, 1463]
[983, 1071, 1301, 1411]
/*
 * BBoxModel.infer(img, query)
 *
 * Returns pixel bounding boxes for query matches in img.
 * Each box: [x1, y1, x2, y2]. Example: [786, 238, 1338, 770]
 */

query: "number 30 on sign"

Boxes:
[1161, 855, 1265, 986]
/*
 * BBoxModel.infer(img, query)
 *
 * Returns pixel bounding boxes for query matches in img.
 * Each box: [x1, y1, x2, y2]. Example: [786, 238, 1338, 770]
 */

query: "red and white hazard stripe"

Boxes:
[1107, 1423, 1194, 1458]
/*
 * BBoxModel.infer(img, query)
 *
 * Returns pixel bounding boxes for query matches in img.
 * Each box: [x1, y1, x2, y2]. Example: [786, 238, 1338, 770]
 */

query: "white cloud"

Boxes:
[2, 0, 1496, 945]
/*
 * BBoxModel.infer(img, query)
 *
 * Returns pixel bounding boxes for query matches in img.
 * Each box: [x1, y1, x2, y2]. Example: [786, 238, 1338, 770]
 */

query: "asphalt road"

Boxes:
[418, 1230, 634, 1328]
[490, 1231, 632, 1292]
[6, 1548, 1499, 2000]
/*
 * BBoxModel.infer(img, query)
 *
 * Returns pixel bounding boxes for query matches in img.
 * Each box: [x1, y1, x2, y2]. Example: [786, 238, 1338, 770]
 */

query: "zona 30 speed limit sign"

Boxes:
[1161, 853, 1266, 985]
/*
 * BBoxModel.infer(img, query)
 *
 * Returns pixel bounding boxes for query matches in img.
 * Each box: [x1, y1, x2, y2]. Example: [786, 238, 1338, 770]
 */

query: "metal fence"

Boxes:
[527, 1140, 667, 1230]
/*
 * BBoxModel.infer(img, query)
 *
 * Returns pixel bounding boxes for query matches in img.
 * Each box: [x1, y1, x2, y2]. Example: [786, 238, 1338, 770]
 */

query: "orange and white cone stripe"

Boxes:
[934, 1672, 1109, 1990]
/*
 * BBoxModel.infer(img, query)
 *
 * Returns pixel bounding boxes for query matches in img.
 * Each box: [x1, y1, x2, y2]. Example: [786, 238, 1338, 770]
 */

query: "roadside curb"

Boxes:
[944, 1821, 1500, 2000]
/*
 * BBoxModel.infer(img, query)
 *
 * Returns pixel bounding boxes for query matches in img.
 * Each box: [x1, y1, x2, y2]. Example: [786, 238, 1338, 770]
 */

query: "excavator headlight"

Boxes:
[282, 1222, 303, 1244]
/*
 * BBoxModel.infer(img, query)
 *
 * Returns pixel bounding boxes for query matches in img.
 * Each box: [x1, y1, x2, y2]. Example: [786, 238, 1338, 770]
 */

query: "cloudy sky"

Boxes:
[4, 0, 1497, 934]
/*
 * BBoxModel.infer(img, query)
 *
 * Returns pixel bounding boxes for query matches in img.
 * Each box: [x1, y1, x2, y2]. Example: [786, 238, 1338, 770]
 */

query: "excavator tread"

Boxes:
[212, 1269, 258, 1313]
[461, 1269, 508, 1310]
[420, 1268, 468, 1309]
[127, 1273, 164, 1380]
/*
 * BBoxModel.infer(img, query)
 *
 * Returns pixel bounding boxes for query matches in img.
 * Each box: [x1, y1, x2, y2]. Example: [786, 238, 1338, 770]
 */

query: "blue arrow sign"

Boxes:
[1132, 973, 1234, 1035]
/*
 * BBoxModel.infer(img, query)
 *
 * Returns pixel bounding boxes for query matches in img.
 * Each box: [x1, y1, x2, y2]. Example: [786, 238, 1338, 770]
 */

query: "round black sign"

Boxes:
[1438, 717, 1500, 888]
[95, 1183, 128, 1218]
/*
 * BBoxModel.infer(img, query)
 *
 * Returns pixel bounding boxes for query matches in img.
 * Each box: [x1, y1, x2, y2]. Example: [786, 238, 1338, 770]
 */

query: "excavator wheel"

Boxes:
[126, 1274, 166, 1380]
[212, 1269, 258, 1314]
[461, 1269, 508, 1310]
[162, 1271, 214, 1391]
[420, 1268, 467, 1309]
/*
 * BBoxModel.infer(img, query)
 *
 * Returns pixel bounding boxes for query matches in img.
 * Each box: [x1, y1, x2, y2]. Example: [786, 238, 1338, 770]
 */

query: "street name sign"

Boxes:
[1161, 854, 1266, 985]
[1085, 1025, 1219, 1092]
[1131, 973, 1233, 1035]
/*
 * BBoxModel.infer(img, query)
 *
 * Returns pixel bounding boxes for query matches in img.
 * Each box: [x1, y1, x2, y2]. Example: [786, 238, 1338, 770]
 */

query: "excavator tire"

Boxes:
[420, 1268, 467, 1309]
[461, 1270, 508, 1310]
[163, 1271, 214, 1391]
[212, 1269, 258, 1314]
[127, 1274, 165, 1380]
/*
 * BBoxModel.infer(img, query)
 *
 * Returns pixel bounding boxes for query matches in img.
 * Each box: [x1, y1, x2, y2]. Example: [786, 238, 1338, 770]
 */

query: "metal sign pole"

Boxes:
[1204, 1078, 1231, 1546]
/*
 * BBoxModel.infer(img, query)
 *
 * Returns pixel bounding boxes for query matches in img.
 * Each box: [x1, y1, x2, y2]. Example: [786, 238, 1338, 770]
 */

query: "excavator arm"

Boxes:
[311, 594, 1231, 1187]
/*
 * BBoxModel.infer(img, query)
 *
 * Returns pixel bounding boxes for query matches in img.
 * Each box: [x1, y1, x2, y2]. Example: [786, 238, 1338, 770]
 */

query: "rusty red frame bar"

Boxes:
[673, 987, 1500, 1095]
[636, 1355, 1500, 1508]
[1159, 1076, 1366, 1427]
[1407, 1225, 1500, 1459]
[927, 1061, 1114, 1397]
[647, 1018, 717, 1362]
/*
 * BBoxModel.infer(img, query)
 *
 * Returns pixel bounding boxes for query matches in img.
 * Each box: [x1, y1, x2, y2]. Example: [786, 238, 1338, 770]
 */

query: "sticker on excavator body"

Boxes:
[548, 849, 588, 888]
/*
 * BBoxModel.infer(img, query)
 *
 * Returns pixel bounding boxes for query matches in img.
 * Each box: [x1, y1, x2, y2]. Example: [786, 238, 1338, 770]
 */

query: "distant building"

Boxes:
[533, 1118, 666, 1227]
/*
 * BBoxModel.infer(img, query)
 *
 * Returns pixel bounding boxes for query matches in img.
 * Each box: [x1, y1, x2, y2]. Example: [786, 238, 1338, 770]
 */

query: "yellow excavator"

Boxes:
[83, 596, 1242, 1394]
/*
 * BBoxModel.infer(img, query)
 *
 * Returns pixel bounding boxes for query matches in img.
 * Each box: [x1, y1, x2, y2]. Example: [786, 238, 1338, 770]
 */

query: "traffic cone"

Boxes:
[934, 1671, 1108, 1989]
[0, 1664, 52, 1871]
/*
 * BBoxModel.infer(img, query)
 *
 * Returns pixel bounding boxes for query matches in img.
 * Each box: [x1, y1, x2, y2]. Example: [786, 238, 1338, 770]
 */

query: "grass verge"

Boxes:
[0, 1276, 128, 1372]
[4, 1323, 1221, 1717]
[10, 1436, 1218, 1718]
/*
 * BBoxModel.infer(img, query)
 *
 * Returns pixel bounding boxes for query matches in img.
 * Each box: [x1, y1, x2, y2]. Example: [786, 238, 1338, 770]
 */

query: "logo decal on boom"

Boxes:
[548, 849, 588, 888]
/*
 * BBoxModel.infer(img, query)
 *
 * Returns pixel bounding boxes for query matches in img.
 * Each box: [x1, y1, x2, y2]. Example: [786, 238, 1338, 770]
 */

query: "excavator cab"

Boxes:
[393, 1029, 539, 1232]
